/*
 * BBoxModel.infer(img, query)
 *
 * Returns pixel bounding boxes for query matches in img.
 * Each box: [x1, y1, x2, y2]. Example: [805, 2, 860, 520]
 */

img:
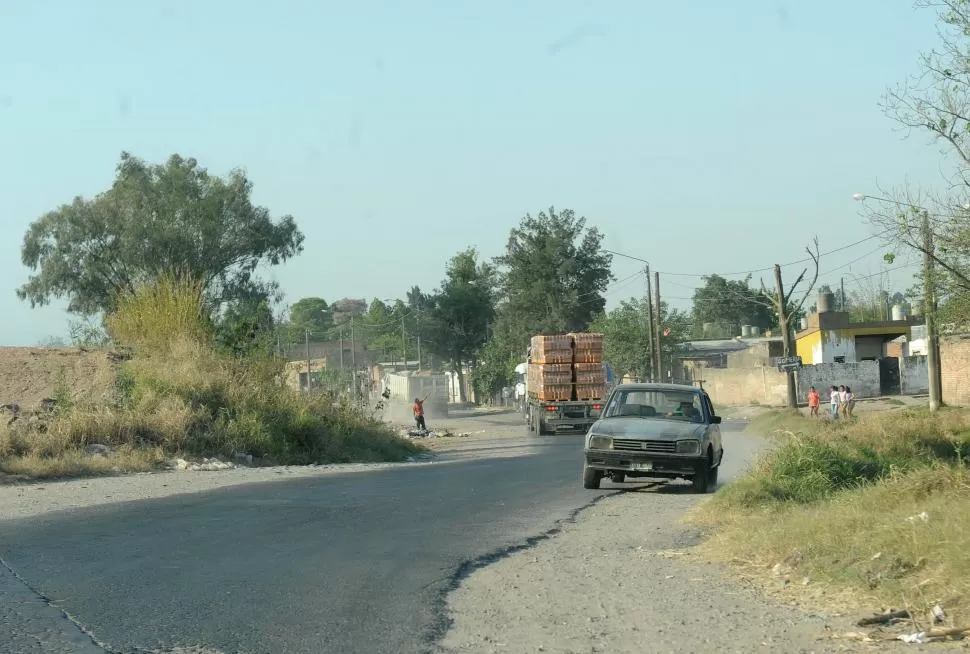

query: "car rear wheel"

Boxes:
[583, 464, 602, 489]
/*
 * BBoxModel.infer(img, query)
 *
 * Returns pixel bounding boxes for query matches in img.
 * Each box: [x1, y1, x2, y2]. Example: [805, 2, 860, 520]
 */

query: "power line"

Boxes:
[605, 229, 894, 279]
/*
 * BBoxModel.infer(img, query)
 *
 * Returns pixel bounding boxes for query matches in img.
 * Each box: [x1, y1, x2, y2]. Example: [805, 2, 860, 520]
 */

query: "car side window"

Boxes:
[703, 393, 716, 421]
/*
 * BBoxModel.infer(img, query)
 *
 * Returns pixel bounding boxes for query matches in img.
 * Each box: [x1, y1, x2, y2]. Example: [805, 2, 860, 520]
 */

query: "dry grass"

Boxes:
[1, 278, 420, 479]
[693, 408, 970, 622]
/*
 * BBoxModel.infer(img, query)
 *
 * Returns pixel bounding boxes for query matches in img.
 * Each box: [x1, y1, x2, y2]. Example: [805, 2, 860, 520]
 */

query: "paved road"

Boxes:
[0, 413, 751, 654]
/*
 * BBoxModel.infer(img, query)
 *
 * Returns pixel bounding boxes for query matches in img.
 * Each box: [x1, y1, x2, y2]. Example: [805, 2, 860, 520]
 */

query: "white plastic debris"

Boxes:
[905, 511, 930, 524]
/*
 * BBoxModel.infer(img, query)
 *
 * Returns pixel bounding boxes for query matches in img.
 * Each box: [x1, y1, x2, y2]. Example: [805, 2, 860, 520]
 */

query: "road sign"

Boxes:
[773, 355, 803, 372]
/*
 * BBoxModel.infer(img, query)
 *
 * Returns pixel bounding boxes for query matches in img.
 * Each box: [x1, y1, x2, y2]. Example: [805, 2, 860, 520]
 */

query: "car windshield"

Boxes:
[602, 389, 705, 423]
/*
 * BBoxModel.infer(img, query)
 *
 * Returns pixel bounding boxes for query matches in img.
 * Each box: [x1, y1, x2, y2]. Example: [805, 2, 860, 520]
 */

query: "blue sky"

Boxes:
[0, 0, 947, 344]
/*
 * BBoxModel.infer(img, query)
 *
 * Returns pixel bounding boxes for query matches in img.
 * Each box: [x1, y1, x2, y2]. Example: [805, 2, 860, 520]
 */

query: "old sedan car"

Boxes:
[582, 383, 724, 492]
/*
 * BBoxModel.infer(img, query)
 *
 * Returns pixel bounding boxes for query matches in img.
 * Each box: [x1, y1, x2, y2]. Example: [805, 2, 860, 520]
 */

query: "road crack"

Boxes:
[0, 554, 115, 653]
[422, 491, 618, 652]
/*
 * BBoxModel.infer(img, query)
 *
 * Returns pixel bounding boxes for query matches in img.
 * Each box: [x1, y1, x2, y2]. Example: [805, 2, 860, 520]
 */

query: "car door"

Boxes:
[702, 392, 722, 463]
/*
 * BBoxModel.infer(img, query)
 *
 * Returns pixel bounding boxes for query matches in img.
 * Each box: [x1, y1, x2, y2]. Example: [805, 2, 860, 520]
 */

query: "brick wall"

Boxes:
[900, 356, 929, 395]
[941, 336, 970, 406]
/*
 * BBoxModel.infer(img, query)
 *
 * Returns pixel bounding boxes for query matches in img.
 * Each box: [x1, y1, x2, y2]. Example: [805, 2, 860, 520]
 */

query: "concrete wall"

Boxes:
[941, 336, 970, 405]
[697, 367, 789, 407]
[900, 356, 929, 395]
[795, 361, 881, 399]
[699, 360, 882, 407]
[725, 341, 784, 368]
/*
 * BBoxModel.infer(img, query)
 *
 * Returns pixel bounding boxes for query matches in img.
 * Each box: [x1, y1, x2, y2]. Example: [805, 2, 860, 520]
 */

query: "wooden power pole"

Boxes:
[772, 264, 799, 409]
[645, 265, 656, 382]
[922, 212, 942, 411]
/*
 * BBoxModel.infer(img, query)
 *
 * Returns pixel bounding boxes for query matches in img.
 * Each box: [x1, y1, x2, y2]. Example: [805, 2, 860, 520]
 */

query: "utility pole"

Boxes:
[840, 277, 846, 311]
[772, 264, 798, 409]
[645, 265, 656, 382]
[653, 271, 662, 382]
[922, 211, 942, 411]
[339, 326, 345, 374]
[304, 329, 312, 393]
[416, 311, 422, 372]
[350, 316, 357, 403]
[401, 317, 408, 372]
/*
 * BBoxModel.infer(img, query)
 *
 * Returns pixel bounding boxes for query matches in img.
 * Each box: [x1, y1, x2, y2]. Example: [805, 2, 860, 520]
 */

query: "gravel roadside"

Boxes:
[435, 484, 909, 654]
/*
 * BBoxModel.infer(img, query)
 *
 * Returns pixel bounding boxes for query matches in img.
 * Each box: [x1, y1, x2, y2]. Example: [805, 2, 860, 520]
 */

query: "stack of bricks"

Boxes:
[569, 332, 607, 400]
[528, 333, 607, 401]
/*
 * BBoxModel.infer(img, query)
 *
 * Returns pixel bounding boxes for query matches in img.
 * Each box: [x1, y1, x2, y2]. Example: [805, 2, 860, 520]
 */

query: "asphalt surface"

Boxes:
[0, 412, 751, 654]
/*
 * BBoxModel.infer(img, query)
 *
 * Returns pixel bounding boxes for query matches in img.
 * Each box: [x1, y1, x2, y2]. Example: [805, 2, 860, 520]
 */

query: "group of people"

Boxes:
[806, 384, 856, 419]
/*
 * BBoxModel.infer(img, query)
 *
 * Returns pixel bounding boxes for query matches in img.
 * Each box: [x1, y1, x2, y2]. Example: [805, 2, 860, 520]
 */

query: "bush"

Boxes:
[1, 277, 420, 478]
[716, 409, 970, 507]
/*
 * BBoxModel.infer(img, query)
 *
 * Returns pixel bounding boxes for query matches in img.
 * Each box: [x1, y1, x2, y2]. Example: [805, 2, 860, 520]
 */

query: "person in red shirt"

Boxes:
[412, 395, 429, 431]
[807, 386, 820, 417]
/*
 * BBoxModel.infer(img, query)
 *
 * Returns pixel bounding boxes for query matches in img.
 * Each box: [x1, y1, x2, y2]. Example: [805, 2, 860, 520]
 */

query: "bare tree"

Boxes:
[861, 0, 970, 316]
[749, 238, 821, 408]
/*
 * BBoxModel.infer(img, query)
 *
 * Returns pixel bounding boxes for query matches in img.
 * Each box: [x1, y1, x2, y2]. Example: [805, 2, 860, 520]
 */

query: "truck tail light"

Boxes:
[591, 404, 602, 410]
[545, 406, 558, 412]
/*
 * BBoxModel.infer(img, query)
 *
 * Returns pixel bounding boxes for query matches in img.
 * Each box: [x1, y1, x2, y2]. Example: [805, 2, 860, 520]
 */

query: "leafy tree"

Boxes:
[289, 297, 333, 340]
[691, 274, 775, 337]
[423, 249, 498, 401]
[495, 207, 613, 341]
[589, 298, 691, 381]
[329, 297, 368, 326]
[18, 152, 303, 317]
[361, 298, 405, 362]
[215, 296, 276, 357]
[473, 338, 517, 402]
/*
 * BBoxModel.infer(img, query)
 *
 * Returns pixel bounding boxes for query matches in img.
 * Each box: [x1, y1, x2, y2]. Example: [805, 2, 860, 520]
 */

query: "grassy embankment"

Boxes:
[694, 406, 970, 621]
[0, 278, 420, 479]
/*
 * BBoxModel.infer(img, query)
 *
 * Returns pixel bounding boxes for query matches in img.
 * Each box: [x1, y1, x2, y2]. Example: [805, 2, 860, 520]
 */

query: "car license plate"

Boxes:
[633, 462, 653, 471]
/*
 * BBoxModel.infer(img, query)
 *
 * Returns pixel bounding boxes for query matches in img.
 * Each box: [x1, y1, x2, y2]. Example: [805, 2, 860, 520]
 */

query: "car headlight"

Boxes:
[675, 440, 700, 455]
[588, 434, 613, 450]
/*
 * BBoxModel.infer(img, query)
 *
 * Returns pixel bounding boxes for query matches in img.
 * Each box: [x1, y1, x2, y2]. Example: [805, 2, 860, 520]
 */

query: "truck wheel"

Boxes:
[691, 452, 714, 493]
[583, 465, 602, 489]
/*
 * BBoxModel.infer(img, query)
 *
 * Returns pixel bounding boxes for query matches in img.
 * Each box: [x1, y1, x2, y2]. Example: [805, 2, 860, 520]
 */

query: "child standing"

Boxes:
[829, 385, 841, 419]
[807, 386, 820, 417]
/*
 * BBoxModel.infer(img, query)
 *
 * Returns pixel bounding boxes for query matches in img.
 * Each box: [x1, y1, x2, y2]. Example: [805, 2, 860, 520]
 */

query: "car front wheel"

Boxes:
[691, 453, 715, 493]
[583, 464, 602, 489]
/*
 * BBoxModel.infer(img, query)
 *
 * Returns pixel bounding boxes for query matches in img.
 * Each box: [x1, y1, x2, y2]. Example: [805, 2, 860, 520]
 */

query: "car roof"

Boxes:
[611, 383, 703, 393]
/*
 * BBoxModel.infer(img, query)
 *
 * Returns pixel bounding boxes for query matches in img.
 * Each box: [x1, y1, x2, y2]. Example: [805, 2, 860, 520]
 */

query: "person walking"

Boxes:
[844, 386, 856, 418]
[829, 385, 841, 419]
[412, 394, 430, 432]
[807, 386, 820, 417]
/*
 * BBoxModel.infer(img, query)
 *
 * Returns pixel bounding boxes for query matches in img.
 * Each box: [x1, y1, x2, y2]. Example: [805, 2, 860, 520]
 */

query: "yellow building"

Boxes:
[795, 308, 920, 364]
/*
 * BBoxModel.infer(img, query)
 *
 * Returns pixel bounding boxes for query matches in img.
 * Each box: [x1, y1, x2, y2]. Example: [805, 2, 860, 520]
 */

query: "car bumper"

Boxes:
[584, 449, 704, 475]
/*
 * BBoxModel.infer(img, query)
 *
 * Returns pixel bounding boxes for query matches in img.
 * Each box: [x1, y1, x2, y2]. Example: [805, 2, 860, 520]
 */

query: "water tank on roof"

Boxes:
[817, 290, 835, 313]
[800, 317, 808, 331]
[741, 325, 752, 337]
[891, 304, 905, 321]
